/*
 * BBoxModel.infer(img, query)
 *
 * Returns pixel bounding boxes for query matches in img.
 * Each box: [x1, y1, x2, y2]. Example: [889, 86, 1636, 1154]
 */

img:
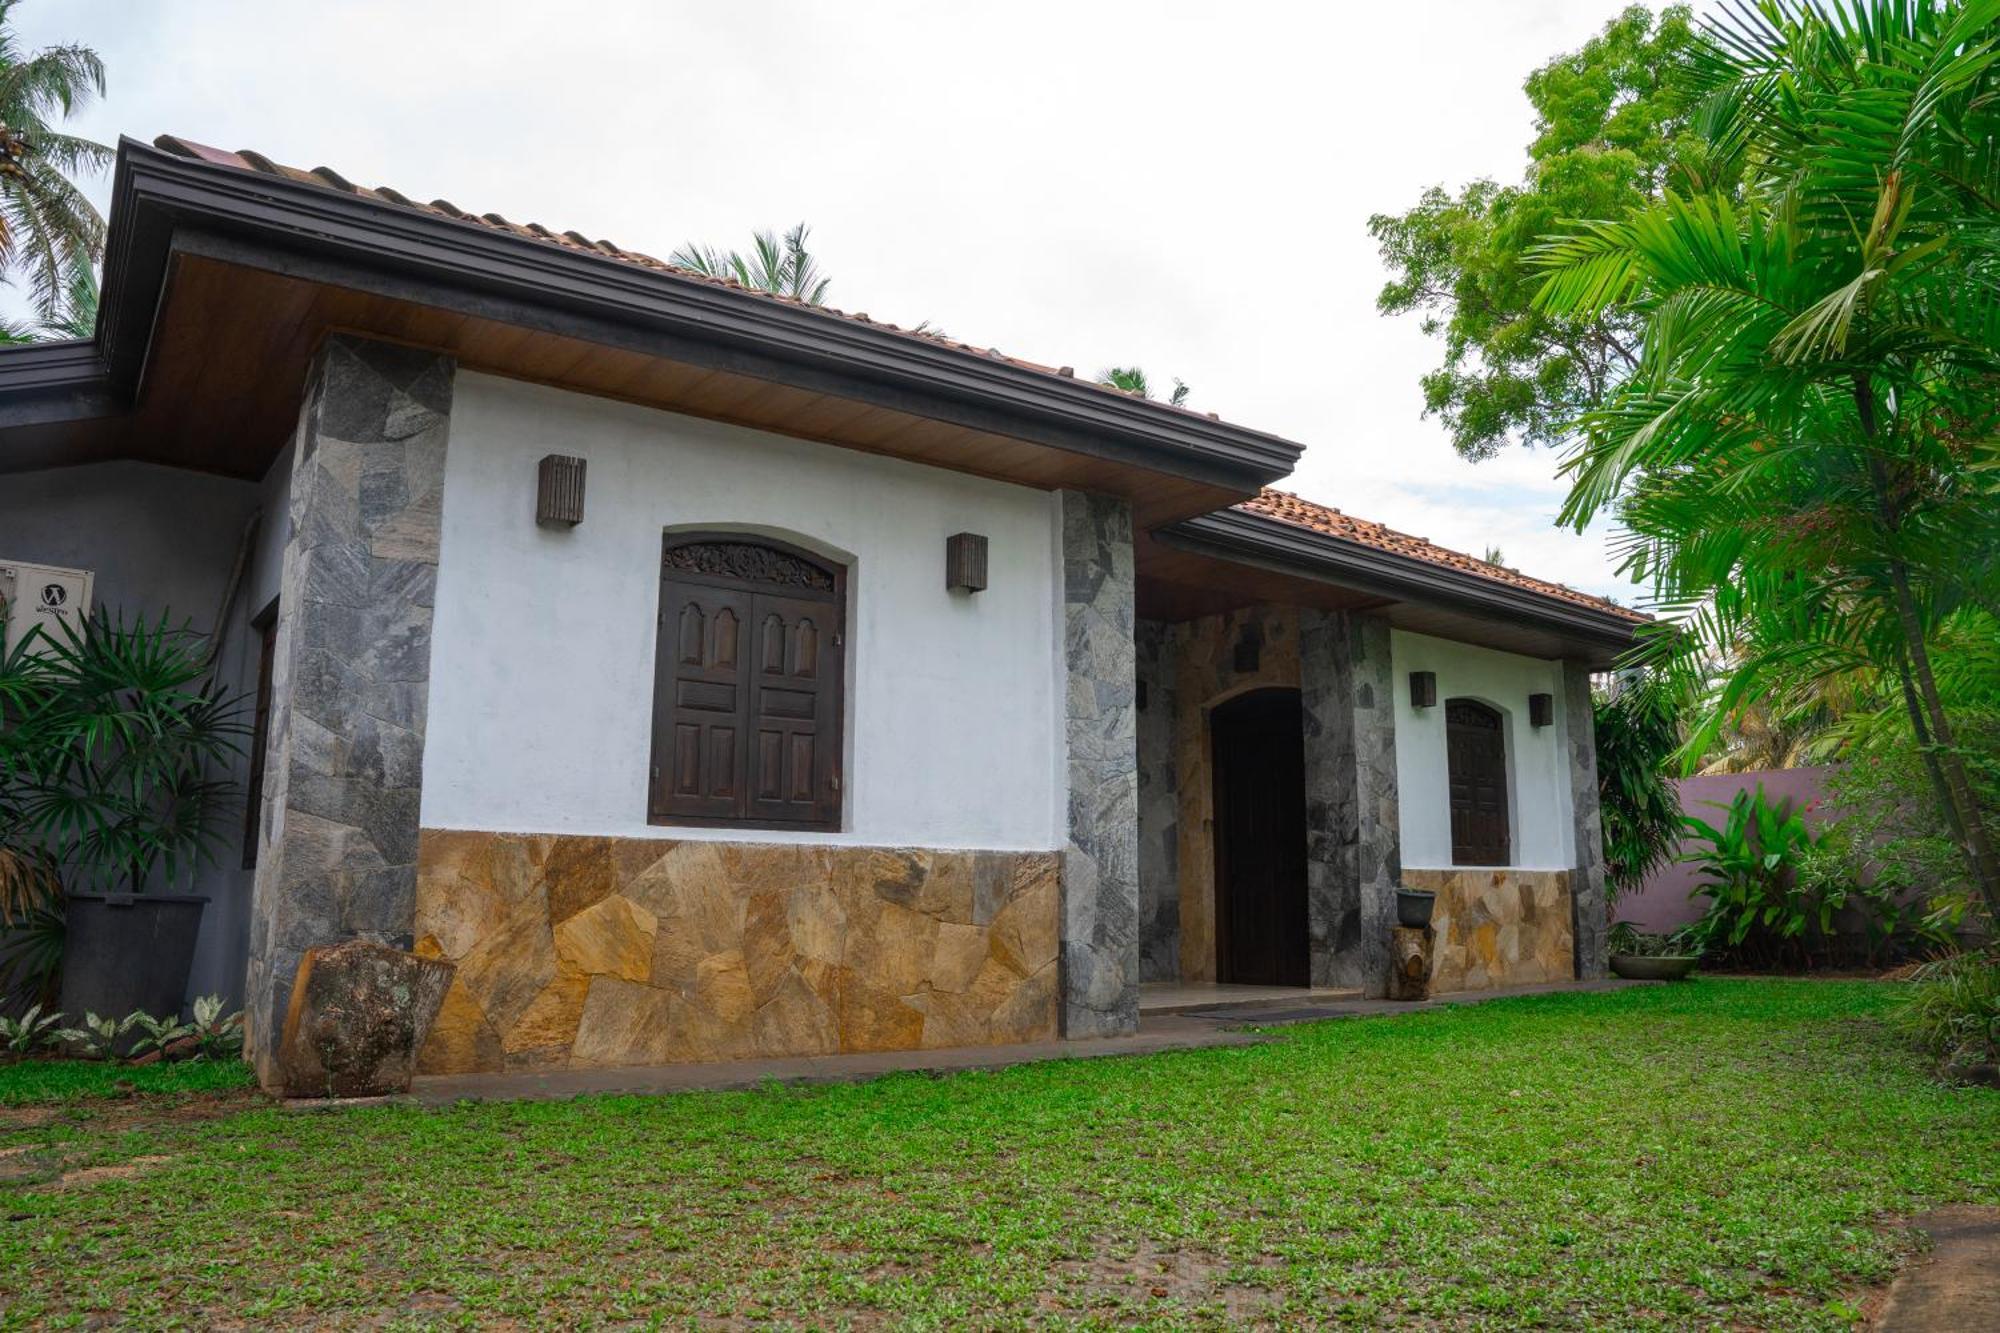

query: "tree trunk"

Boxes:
[1884, 558, 2000, 921]
[1854, 378, 1998, 924]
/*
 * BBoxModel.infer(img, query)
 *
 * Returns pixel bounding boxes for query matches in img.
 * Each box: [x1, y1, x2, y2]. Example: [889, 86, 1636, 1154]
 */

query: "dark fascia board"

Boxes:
[0, 340, 119, 430]
[89, 137, 1303, 493]
[1159, 506, 1644, 656]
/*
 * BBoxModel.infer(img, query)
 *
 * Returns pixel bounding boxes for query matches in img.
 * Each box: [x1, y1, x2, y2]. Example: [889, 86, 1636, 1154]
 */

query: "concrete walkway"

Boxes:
[1874, 1207, 2000, 1332]
[405, 978, 1640, 1107]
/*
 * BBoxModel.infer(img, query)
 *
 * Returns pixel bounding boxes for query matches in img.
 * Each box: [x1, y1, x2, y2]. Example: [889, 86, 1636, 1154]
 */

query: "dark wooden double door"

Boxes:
[1211, 688, 1310, 987]
[649, 536, 844, 831]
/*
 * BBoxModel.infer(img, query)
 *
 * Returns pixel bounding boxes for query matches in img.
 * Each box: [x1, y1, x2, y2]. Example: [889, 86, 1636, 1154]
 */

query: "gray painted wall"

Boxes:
[1, 456, 291, 1009]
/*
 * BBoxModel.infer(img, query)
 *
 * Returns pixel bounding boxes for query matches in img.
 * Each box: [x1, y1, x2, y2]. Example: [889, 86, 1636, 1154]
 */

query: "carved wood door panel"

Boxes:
[649, 535, 844, 830]
[1445, 699, 1510, 866]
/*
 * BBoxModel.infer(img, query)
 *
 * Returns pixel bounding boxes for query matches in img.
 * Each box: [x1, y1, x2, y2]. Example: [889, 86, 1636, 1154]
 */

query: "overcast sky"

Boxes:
[20, 0, 1665, 602]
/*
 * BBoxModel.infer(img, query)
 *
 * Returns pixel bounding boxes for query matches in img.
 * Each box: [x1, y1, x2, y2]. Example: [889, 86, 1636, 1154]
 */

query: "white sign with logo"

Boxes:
[0, 561, 95, 655]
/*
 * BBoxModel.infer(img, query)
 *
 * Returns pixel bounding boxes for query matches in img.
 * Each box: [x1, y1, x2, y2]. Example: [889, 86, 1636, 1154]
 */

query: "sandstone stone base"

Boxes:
[1403, 868, 1575, 994]
[413, 831, 1061, 1074]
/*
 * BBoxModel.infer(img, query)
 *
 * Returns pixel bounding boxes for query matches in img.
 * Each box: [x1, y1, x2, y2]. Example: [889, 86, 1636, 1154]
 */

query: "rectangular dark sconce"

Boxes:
[1409, 670, 1437, 709]
[946, 532, 988, 592]
[537, 454, 586, 528]
[1529, 692, 1554, 728]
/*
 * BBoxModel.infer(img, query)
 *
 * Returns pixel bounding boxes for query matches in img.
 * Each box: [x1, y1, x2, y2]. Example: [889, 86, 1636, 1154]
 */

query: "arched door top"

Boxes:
[660, 533, 840, 600]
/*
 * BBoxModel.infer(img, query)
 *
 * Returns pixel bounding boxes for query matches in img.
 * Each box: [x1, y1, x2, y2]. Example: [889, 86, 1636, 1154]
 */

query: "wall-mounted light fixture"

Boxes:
[946, 532, 988, 592]
[1529, 692, 1554, 728]
[537, 454, 586, 528]
[1409, 670, 1437, 709]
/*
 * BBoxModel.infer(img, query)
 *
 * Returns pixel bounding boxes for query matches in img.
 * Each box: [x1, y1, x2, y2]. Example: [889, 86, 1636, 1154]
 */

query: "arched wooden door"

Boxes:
[1210, 687, 1309, 986]
[649, 534, 845, 831]
[1445, 699, 1510, 866]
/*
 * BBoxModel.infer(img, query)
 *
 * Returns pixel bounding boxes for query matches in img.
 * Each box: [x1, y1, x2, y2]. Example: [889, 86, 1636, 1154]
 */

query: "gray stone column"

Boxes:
[244, 336, 455, 1084]
[1134, 618, 1180, 982]
[1563, 661, 1609, 979]
[1300, 610, 1401, 994]
[1057, 491, 1140, 1037]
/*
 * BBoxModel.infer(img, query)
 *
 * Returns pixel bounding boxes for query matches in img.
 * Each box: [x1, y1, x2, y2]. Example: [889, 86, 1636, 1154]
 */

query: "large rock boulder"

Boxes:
[277, 940, 455, 1098]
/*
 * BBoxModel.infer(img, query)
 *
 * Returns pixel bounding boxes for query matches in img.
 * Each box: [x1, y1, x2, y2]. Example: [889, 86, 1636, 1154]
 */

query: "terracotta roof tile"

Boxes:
[150, 133, 1228, 423]
[1235, 489, 1646, 622]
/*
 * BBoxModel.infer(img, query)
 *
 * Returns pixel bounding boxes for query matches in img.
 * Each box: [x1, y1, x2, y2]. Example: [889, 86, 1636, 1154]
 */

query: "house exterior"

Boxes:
[0, 137, 1642, 1089]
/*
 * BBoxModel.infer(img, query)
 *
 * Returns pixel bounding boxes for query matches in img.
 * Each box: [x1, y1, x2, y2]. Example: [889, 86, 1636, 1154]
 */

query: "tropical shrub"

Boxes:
[1593, 676, 1682, 898]
[0, 995, 243, 1063]
[1680, 784, 1828, 966]
[1897, 950, 2000, 1084]
[0, 609, 248, 1000]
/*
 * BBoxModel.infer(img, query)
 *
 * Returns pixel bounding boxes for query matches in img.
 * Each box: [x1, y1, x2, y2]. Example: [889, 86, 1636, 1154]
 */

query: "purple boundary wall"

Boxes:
[1616, 767, 1833, 933]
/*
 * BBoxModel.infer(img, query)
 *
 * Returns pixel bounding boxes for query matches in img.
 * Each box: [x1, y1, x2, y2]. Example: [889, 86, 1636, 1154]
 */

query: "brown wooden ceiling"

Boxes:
[32, 254, 1245, 528]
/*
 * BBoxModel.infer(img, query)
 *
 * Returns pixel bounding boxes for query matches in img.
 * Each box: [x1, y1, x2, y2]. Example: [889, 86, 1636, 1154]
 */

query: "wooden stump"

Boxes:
[1388, 925, 1436, 1002]
[277, 940, 455, 1099]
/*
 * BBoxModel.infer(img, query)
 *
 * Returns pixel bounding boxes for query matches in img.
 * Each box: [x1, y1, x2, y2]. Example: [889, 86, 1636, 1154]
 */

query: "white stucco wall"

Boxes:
[422, 372, 1063, 850]
[1391, 629, 1576, 870]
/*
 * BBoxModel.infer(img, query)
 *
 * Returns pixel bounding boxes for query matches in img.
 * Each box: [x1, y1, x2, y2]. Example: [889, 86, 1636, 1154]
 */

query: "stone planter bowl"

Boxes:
[1609, 954, 1699, 982]
[1395, 889, 1437, 930]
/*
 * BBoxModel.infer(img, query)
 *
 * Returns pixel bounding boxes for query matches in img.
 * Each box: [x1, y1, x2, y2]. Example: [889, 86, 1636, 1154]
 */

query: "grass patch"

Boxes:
[0, 980, 1994, 1328]
[0, 1057, 255, 1107]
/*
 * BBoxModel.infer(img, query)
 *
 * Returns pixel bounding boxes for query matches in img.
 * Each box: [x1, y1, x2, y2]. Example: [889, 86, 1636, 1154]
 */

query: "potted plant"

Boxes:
[1608, 921, 1701, 981]
[1, 610, 247, 1025]
[1395, 886, 1437, 929]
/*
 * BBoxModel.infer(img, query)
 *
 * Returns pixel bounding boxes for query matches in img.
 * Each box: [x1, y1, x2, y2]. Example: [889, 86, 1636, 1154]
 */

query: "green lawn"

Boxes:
[1, 980, 1994, 1329]
[0, 1055, 255, 1107]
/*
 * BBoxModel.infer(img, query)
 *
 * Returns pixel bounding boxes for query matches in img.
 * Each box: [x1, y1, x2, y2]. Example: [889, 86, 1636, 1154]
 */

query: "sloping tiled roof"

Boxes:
[1236, 489, 1647, 622]
[151, 134, 1234, 425]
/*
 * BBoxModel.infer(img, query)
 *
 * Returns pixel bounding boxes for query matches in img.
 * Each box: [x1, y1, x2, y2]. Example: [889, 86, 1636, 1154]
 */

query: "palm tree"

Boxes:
[1534, 0, 2000, 917]
[0, 258, 92, 343]
[0, 4, 108, 328]
[670, 222, 832, 305]
[1098, 366, 1190, 407]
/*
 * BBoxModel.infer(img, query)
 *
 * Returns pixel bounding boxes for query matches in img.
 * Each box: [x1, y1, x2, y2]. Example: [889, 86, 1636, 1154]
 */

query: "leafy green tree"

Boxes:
[0, 2, 108, 328]
[1370, 5, 1730, 460]
[1098, 366, 1189, 407]
[670, 222, 831, 305]
[1535, 0, 2000, 919]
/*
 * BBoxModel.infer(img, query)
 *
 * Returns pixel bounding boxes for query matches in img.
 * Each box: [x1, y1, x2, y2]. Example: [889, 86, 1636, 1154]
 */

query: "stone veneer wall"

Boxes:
[1057, 492, 1140, 1038]
[1402, 867, 1576, 993]
[1134, 620, 1180, 983]
[1167, 605, 1302, 983]
[245, 337, 454, 1082]
[1562, 661, 1610, 980]
[414, 832, 1060, 1072]
[1301, 610, 1401, 993]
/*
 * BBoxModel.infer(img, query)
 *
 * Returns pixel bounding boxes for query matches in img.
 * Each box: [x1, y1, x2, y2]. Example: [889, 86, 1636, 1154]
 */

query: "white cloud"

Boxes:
[14, 0, 1652, 601]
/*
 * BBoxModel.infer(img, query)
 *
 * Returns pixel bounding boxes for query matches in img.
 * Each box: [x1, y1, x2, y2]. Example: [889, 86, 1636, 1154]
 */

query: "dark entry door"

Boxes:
[1210, 688, 1309, 986]
[1446, 699, 1510, 865]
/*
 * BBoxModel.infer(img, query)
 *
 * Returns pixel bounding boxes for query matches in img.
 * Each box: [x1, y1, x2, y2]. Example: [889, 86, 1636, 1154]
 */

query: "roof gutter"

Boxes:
[1159, 507, 1644, 655]
[83, 138, 1303, 493]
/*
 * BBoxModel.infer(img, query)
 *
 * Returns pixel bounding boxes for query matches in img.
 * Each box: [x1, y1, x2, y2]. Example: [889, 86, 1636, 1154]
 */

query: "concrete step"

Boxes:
[1137, 987, 1365, 1017]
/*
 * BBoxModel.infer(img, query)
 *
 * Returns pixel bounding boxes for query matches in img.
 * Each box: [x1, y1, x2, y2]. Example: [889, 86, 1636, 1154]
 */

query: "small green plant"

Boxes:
[125, 1009, 195, 1060]
[0, 1002, 64, 1055]
[52, 1010, 138, 1060]
[1896, 950, 2000, 1084]
[189, 993, 244, 1061]
[1608, 921, 1701, 958]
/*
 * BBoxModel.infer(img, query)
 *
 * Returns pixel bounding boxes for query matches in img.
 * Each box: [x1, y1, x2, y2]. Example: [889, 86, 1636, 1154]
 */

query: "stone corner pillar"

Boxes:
[1056, 490, 1140, 1038]
[1562, 661, 1609, 980]
[1301, 610, 1401, 996]
[245, 335, 456, 1088]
